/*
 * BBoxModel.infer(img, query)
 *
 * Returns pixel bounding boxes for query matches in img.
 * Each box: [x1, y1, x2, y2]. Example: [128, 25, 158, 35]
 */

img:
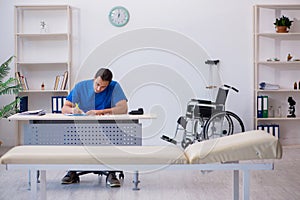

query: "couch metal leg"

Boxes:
[40, 170, 47, 200]
[243, 169, 250, 200]
[233, 170, 239, 200]
[30, 170, 38, 200]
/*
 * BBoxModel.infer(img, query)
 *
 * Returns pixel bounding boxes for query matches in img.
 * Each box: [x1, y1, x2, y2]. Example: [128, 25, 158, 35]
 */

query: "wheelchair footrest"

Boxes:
[161, 135, 177, 145]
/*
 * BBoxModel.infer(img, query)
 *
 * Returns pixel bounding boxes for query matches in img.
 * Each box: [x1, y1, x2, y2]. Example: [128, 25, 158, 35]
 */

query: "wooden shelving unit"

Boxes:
[253, 4, 300, 145]
[14, 5, 72, 112]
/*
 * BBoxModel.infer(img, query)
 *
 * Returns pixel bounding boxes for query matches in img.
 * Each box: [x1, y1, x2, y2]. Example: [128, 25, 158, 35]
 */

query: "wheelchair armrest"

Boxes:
[190, 98, 200, 102]
[190, 99, 212, 104]
[211, 102, 225, 111]
[211, 102, 224, 106]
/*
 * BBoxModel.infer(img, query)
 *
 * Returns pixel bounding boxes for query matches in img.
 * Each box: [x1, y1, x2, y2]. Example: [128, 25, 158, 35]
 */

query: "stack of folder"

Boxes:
[52, 96, 66, 113]
[257, 95, 268, 118]
[257, 124, 280, 138]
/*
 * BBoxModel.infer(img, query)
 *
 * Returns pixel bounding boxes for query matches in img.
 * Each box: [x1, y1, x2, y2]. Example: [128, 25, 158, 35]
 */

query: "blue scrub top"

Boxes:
[66, 79, 127, 113]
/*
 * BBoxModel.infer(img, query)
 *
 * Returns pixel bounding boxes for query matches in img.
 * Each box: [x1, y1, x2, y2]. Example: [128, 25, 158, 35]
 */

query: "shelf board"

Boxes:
[255, 4, 300, 10]
[256, 61, 300, 65]
[256, 89, 300, 93]
[17, 61, 68, 65]
[256, 33, 300, 36]
[15, 5, 70, 10]
[16, 33, 69, 39]
[255, 33, 300, 39]
[256, 117, 300, 121]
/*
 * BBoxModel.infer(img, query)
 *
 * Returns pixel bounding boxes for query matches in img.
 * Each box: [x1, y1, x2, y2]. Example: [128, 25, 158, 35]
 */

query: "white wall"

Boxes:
[1, 0, 299, 146]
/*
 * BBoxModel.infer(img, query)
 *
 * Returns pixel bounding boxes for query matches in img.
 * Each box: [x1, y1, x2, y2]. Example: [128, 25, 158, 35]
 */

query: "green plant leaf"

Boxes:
[0, 56, 14, 81]
[0, 56, 22, 119]
[0, 98, 20, 119]
[274, 15, 294, 29]
[0, 77, 22, 95]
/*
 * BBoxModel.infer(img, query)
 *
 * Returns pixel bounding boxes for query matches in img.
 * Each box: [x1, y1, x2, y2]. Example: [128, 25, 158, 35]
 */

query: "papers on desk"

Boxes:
[19, 109, 46, 116]
[64, 113, 87, 116]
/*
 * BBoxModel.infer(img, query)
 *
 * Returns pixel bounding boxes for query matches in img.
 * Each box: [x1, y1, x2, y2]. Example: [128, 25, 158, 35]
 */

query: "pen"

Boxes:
[75, 103, 85, 114]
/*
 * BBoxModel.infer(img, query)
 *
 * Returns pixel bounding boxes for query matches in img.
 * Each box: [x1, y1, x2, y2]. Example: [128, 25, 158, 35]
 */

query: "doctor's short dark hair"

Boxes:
[95, 68, 113, 82]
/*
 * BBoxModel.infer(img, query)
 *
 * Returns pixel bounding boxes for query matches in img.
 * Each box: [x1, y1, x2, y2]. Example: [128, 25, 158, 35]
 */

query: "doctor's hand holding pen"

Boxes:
[73, 103, 84, 114]
[73, 103, 107, 115]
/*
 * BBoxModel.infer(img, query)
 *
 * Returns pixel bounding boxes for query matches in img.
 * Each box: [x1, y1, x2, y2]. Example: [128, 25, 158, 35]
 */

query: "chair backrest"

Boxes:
[215, 88, 228, 105]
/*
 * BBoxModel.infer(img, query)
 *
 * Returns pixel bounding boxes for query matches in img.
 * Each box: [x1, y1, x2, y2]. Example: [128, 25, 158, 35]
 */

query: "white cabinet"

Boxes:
[254, 4, 300, 145]
[15, 5, 72, 112]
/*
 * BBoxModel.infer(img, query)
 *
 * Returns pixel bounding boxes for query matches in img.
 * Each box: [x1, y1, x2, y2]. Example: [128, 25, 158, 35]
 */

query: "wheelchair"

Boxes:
[161, 84, 245, 149]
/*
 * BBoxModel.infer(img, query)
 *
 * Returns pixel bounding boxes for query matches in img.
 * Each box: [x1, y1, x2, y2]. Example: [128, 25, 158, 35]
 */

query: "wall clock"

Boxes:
[109, 6, 130, 27]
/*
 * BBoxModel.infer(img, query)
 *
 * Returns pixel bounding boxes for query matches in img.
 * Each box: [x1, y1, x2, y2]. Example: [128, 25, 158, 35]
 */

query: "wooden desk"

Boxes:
[8, 113, 156, 146]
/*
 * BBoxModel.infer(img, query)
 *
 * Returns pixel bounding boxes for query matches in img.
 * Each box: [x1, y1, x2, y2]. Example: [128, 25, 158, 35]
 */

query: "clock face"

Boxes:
[109, 6, 130, 27]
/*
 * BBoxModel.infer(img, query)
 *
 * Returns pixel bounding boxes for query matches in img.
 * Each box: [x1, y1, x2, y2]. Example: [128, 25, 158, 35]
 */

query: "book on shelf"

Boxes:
[15, 72, 29, 90]
[61, 71, 68, 90]
[54, 75, 63, 90]
[54, 75, 60, 90]
[15, 72, 21, 86]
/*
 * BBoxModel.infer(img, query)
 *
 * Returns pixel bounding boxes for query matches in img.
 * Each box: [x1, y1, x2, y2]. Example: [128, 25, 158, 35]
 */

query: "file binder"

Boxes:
[257, 96, 263, 118]
[274, 124, 280, 138]
[18, 96, 28, 113]
[268, 125, 274, 136]
[257, 124, 264, 130]
[262, 96, 268, 118]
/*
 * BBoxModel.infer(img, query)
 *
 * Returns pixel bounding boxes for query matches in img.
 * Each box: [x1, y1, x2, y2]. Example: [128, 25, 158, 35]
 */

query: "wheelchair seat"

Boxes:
[186, 99, 212, 119]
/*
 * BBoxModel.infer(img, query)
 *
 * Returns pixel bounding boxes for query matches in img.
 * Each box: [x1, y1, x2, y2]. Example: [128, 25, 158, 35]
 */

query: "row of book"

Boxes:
[15, 72, 29, 90]
[257, 95, 268, 118]
[54, 71, 68, 90]
[15, 71, 68, 91]
[257, 124, 280, 138]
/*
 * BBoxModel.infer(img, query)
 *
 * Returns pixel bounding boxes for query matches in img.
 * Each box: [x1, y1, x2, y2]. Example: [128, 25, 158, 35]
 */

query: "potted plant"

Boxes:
[0, 56, 22, 119]
[274, 15, 294, 33]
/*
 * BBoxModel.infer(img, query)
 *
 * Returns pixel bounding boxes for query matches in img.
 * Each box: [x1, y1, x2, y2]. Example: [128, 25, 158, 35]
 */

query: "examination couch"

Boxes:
[0, 130, 282, 200]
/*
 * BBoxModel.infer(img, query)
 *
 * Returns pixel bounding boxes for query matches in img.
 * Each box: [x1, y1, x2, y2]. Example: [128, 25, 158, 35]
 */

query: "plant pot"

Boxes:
[276, 26, 289, 33]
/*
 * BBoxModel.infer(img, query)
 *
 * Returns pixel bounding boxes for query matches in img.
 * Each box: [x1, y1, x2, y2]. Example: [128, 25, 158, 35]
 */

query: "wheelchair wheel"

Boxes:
[225, 111, 245, 133]
[203, 112, 233, 140]
[203, 111, 245, 140]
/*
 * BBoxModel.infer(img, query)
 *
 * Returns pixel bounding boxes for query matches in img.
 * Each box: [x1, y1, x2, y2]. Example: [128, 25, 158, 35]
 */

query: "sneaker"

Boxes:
[106, 173, 121, 187]
[61, 171, 80, 184]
